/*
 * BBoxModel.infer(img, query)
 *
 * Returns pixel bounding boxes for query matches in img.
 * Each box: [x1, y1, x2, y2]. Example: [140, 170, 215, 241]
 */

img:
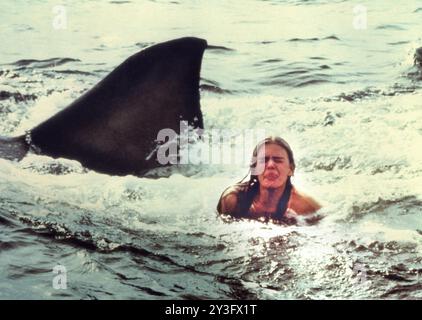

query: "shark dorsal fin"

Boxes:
[30, 37, 207, 175]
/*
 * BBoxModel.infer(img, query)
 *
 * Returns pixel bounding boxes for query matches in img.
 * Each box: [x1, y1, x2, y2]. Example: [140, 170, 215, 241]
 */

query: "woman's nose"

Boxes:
[266, 158, 276, 168]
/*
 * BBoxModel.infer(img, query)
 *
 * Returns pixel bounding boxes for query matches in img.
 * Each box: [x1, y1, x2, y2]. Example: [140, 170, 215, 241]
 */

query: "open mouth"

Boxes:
[264, 172, 279, 180]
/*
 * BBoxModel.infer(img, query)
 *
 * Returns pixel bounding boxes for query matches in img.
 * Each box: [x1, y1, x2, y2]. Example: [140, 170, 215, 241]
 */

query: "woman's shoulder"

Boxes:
[217, 182, 249, 214]
[222, 182, 249, 196]
[289, 186, 322, 215]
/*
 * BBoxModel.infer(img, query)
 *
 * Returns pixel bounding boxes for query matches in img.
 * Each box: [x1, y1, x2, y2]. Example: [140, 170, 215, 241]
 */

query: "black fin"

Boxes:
[30, 37, 207, 176]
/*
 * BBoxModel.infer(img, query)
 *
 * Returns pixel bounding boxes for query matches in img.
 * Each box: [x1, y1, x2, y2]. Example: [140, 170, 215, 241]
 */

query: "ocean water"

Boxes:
[0, 0, 421, 299]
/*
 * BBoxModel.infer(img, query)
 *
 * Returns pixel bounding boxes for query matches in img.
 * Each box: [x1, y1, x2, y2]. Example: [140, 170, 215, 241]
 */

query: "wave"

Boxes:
[287, 37, 318, 42]
[14, 213, 179, 267]
[127, 41, 422, 96]
[252, 40, 276, 45]
[287, 35, 340, 42]
[134, 41, 155, 49]
[331, 238, 421, 299]
[0, 90, 37, 103]
[345, 239, 418, 255]
[109, 0, 132, 4]
[260, 72, 332, 87]
[0, 69, 19, 79]
[18, 156, 88, 175]
[200, 84, 233, 94]
[387, 41, 411, 46]
[53, 70, 95, 76]
[347, 196, 422, 222]
[381, 283, 422, 299]
[256, 58, 283, 65]
[309, 56, 328, 60]
[206, 45, 235, 52]
[200, 77, 232, 94]
[0, 205, 247, 298]
[375, 24, 407, 31]
[7, 58, 80, 70]
[310, 155, 352, 171]
[325, 84, 419, 102]
[294, 78, 330, 86]
[254, 58, 338, 87]
[0, 213, 18, 227]
[414, 47, 422, 67]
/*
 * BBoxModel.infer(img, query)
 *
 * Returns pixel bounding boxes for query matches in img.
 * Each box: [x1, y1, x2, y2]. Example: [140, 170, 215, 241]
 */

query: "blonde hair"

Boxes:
[249, 136, 295, 179]
[230, 136, 295, 219]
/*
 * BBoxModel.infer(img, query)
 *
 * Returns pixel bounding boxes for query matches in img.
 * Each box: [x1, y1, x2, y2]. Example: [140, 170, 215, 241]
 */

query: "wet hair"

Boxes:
[237, 136, 296, 219]
[249, 136, 295, 179]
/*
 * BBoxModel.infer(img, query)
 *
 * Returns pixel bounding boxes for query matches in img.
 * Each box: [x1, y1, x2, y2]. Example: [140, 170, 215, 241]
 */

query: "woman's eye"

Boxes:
[257, 157, 284, 164]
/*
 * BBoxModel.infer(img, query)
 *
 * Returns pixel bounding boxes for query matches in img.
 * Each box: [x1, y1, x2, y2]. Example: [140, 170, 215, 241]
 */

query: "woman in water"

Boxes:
[217, 136, 321, 222]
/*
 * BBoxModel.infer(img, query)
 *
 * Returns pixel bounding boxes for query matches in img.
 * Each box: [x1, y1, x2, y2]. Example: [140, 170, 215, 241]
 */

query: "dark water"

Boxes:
[0, 0, 421, 299]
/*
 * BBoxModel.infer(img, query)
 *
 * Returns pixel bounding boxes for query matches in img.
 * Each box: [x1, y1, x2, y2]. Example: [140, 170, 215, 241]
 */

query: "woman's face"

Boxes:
[256, 143, 293, 189]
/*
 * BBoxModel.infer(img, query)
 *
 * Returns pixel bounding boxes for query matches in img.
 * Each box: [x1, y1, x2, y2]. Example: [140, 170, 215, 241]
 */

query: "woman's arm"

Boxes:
[217, 190, 238, 215]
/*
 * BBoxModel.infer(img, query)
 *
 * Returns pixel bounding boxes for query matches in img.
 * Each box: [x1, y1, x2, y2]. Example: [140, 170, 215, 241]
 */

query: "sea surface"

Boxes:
[0, 0, 421, 299]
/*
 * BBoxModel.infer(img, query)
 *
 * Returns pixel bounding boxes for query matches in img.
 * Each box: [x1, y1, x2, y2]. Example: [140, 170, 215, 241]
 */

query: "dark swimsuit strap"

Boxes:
[239, 177, 293, 220]
[272, 178, 292, 220]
